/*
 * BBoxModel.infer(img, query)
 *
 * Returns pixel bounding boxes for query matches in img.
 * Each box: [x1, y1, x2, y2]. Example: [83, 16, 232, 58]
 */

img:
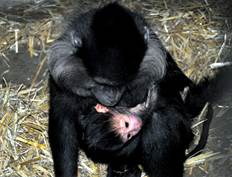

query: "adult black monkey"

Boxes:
[48, 2, 205, 177]
[48, 3, 191, 107]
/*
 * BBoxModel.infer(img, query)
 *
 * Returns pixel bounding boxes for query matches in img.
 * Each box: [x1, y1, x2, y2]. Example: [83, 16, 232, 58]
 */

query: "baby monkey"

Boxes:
[94, 85, 157, 143]
[94, 103, 144, 142]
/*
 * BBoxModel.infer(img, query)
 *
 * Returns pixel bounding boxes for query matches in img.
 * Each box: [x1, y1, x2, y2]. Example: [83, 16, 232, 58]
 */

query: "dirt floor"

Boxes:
[0, 0, 232, 177]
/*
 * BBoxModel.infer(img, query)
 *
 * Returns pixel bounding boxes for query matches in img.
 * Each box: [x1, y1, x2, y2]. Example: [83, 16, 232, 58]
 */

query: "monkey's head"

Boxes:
[83, 107, 142, 153]
[83, 111, 127, 152]
[80, 3, 147, 86]
[83, 111, 140, 162]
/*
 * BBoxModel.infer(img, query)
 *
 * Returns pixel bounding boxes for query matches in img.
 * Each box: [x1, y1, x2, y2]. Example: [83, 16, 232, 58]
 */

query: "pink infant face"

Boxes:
[111, 113, 142, 142]
[95, 104, 142, 142]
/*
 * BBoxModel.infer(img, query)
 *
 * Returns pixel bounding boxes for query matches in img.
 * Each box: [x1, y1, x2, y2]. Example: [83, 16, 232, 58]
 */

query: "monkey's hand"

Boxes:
[92, 85, 125, 107]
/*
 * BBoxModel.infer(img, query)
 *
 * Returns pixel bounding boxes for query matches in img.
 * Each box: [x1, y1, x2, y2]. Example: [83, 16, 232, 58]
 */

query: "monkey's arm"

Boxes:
[119, 34, 167, 106]
[48, 32, 125, 105]
[48, 32, 95, 97]
[121, 32, 193, 106]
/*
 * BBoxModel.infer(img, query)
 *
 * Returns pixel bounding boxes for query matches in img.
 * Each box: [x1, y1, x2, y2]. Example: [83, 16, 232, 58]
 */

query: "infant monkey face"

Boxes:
[112, 113, 142, 142]
[95, 104, 142, 142]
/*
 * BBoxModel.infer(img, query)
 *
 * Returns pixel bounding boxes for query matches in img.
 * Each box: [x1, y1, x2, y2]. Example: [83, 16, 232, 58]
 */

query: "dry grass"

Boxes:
[0, 0, 230, 176]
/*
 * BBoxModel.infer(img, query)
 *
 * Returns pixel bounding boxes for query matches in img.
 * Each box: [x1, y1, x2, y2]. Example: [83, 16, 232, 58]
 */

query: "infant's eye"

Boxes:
[125, 122, 129, 128]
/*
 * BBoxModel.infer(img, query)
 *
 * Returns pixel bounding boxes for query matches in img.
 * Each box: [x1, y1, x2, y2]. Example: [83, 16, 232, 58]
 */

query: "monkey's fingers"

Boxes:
[145, 85, 158, 108]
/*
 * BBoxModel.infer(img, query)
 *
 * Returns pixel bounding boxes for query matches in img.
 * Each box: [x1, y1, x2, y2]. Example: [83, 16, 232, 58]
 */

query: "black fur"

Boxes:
[48, 3, 206, 177]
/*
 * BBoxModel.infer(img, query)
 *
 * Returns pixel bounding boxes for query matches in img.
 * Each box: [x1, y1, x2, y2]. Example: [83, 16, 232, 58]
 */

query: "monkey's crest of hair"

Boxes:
[92, 3, 142, 46]
[81, 2, 147, 84]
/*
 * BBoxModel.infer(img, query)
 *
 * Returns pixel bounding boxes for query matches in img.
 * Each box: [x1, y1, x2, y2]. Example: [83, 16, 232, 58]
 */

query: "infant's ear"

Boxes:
[94, 104, 109, 113]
